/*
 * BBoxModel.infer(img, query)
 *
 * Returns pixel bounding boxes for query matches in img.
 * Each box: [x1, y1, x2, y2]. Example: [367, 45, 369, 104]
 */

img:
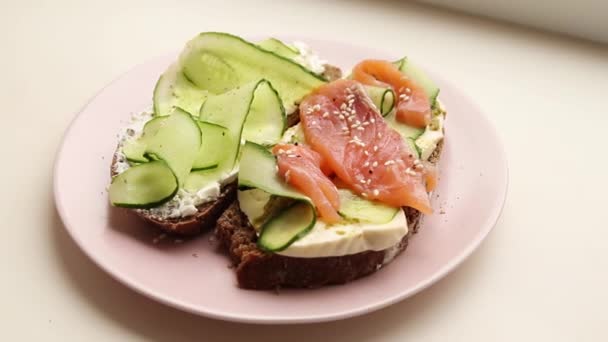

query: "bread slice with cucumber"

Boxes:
[109, 33, 341, 235]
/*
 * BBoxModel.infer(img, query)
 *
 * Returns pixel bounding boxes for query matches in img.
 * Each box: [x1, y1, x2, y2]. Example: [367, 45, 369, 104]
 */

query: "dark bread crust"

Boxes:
[215, 139, 444, 289]
[138, 183, 236, 236]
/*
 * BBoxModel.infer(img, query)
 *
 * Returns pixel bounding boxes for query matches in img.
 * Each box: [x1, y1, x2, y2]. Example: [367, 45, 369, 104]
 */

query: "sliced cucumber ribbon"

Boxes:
[109, 160, 179, 208]
[177, 32, 326, 114]
[257, 38, 299, 60]
[238, 141, 316, 252]
[364, 85, 395, 116]
[185, 79, 286, 192]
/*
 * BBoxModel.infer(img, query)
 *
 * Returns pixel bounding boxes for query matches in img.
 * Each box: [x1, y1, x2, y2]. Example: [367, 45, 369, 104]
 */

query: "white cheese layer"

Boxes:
[416, 100, 446, 160]
[276, 209, 408, 258]
[238, 189, 408, 258]
[292, 41, 326, 75]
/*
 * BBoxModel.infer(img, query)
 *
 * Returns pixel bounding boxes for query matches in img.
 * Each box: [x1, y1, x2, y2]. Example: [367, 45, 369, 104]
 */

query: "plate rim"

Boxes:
[53, 37, 509, 324]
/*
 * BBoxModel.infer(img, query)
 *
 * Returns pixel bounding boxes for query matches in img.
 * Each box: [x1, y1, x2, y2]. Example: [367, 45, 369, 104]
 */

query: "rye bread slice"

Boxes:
[215, 139, 444, 289]
[108, 64, 342, 236]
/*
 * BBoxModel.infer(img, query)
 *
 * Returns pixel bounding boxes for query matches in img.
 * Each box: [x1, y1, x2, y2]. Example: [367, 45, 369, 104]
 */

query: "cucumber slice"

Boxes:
[257, 38, 299, 60]
[142, 108, 201, 186]
[257, 202, 316, 252]
[153, 63, 209, 116]
[142, 116, 168, 134]
[238, 141, 316, 252]
[192, 121, 228, 171]
[122, 140, 148, 163]
[198, 80, 260, 167]
[364, 85, 395, 116]
[185, 167, 224, 192]
[109, 160, 178, 208]
[179, 32, 326, 113]
[405, 137, 421, 159]
[238, 141, 308, 200]
[384, 110, 424, 140]
[337, 189, 399, 223]
[242, 81, 286, 146]
[185, 80, 284, 191]
[396, 57, 440, 106]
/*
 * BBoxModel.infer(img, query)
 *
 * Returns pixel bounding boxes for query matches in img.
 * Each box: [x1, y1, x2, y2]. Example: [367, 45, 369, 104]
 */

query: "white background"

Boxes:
[2, 0, 607, 340]
[418, 0, 608, 43]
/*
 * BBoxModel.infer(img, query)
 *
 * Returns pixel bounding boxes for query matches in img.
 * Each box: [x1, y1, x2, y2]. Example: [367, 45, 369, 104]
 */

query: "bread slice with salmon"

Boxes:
[215, 71, 446, 289]
[216, 141, 443, 289]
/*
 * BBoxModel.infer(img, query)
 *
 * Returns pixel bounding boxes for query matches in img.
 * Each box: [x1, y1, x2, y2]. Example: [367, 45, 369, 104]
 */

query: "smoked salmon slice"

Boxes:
[299, 79, 433, 214]
[352, 59, 431, 128]
[272, 143, 342, 223]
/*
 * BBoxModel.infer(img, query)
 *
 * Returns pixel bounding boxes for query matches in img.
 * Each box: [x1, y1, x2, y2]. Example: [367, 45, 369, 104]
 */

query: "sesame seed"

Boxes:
[340, 103, 347, 110]
[373, 145, 379, 152]
[405, 167, 417, 176]
[362, 122, 370, 126]
[357, 126, 365, 131]
[349, 139, 366, 147]
[347, 116, 354, 122]
[287, 154, 297, 158]
[341, 126, 349, 131]
[377, 132, 383, 138]
[364, 150, 370, 156]
[361, 192, 368, 198]
[384, 160, 395, 166]
[372, 189, 380, 196]
[338, 114, 345, 120]
[372, 161, 378, 168]
[367, 179, 372, 185]
[370, 118, 376, 123]
[405, 87, 411, 93]
[322, 112, 329, 118]
[277, 149, 286, 154]
[363, 161, 370, 167]
[351, 123, 359, 128]
[359, 179, 366, 184]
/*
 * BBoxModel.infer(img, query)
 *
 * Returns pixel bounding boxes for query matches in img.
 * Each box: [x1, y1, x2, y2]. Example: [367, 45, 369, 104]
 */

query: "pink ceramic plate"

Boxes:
[54, 38, 508, 324]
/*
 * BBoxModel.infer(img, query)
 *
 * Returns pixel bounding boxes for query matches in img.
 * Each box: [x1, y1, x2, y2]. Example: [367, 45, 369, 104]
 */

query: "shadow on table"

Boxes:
[50, 194, 497, 342]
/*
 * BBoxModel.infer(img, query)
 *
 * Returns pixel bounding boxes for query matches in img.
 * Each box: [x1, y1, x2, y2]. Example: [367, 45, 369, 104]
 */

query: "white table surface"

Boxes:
[2, 0, 607, 340]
